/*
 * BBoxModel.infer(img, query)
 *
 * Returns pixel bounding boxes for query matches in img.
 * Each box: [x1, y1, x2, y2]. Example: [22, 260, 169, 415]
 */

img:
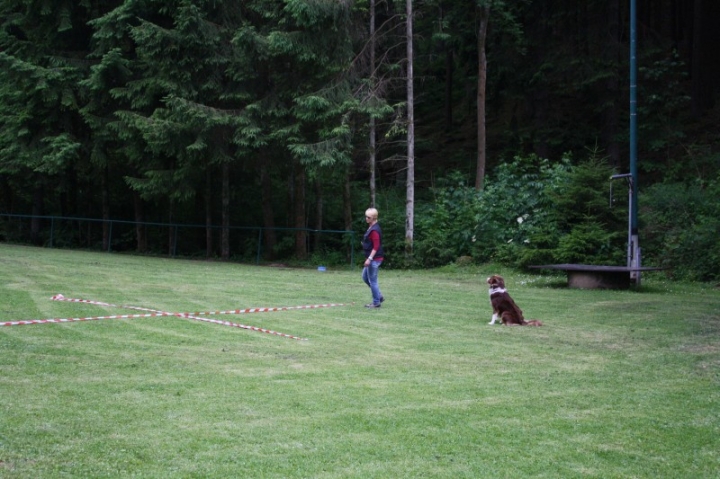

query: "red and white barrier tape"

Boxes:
[171, 312, 307, 340]
[0, 294, 352, 340]
[0, 311, 176, 326]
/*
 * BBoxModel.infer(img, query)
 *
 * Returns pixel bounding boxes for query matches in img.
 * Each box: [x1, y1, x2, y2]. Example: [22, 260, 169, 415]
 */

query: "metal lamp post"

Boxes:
[628, 0, 641, 284]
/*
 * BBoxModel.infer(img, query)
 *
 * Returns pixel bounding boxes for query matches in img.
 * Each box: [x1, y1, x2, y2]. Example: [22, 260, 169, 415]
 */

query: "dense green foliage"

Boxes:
[641, 179, 720, 282]
[0, 0, 718, 280]
[381, 154, 626, 268]
[376, 154, 720, 282]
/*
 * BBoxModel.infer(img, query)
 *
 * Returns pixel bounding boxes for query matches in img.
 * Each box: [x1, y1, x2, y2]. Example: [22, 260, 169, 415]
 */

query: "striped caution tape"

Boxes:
[185, 303, 352, 317]
[0, 311, 176, 326]
[0, 294, 352, 340]
[171, 312, 308, 340]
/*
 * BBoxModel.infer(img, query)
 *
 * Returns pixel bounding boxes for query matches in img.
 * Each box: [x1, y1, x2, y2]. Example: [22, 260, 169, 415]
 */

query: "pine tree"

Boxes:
[87, 0, 251, 256]
[0, 0, 99, 241]
[232, 0, 359, 259]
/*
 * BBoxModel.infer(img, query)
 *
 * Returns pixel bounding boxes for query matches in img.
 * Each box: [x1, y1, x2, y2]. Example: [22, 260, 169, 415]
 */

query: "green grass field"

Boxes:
[1, 244, 718, 478]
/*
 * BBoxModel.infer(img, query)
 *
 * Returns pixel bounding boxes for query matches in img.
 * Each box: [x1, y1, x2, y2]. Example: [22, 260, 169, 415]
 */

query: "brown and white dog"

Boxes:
[487, 275, 542, 326]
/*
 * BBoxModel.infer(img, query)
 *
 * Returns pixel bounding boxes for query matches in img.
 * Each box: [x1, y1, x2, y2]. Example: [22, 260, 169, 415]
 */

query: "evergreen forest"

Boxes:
[1, 0, 719, 281]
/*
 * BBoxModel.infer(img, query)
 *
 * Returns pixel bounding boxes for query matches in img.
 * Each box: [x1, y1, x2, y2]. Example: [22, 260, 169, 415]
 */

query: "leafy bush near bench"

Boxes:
[370, 153, 719, 282]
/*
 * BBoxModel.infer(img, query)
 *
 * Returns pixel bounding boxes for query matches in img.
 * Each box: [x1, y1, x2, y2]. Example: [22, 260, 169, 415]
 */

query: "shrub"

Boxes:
[412, 155, 571, 267]
[377, 153, 634, 270]
[554, 221, 624, 264]
[540, 154, 628, 265]
[641, 179, 720, 281]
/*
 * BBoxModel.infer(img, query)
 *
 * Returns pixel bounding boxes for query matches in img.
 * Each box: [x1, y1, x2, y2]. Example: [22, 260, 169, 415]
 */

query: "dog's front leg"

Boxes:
[489, 313, 498, 325]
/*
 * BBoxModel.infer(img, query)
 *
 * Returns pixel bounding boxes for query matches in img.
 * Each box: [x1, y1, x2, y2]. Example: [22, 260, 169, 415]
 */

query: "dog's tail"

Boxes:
[524, 319, 543, 326]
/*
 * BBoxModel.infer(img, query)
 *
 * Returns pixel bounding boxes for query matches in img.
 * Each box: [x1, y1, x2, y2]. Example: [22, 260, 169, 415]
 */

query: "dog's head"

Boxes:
[487, 275, 505, 289]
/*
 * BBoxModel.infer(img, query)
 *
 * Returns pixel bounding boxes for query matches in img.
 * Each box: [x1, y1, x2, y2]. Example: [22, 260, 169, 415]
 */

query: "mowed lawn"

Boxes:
[0, 244, 718, 478]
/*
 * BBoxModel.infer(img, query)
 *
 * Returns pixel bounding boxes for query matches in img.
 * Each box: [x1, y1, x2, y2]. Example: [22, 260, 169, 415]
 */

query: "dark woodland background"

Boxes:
[1, 0, 719, 280]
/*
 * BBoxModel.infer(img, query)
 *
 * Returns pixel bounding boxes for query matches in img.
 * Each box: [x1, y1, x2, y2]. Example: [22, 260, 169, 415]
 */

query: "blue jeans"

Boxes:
[362, 260, 383, 305]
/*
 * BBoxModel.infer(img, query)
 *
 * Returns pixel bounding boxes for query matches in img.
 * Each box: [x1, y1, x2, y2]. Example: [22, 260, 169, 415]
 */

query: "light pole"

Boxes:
[628, 0, 640, 284]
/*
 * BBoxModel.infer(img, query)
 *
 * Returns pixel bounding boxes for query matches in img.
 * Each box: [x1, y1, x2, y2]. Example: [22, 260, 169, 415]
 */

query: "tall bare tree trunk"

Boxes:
[30, 181, 43, 245]
[205, 165, 213, 257]
[405, 0, 415, 252]
[343, 167, 353, 261]
[260, 160, 277, 260]
[101, 164, 110, 251]
[221, 161, 230, 260]
[369, 0, 377, 207]
[294, 162, 307, 260]
[313, 177, 323, 253]
[133, 192, 147, 252]
[167, 200, 174, 256]
[475, 5, 490, 191]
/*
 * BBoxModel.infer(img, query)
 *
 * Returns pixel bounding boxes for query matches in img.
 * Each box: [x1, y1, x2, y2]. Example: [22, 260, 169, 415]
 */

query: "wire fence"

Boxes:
[0, 213, 356, 268]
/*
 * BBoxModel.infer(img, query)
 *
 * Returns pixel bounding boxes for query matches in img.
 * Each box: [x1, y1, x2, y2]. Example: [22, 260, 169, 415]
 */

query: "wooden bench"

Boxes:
[528, 264, 665, 289]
